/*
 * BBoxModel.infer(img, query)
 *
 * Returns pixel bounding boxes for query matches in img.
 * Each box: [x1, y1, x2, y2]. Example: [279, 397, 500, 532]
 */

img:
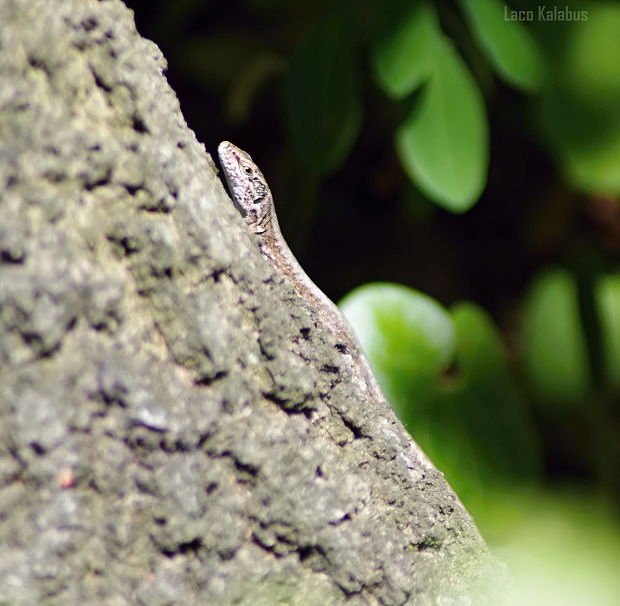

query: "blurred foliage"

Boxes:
[285, 1, 362, 175]
[597, 273, 620, 390]
[341, 284, 542, 515]
[458, 0, 543, 92]
[125, 0, 620, 600]
[522, 267, 591, 404]
[537, 3, 620, 193]
[341, 279, 620, 604]
[490, 490, 620, 606]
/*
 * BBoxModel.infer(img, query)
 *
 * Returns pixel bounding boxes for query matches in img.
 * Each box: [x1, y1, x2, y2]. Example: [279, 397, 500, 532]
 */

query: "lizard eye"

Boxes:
[244, 166, 253, 175]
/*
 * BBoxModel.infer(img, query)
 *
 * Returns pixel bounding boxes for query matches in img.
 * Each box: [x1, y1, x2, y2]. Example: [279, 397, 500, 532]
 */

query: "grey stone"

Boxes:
[0, 1, 506, 604]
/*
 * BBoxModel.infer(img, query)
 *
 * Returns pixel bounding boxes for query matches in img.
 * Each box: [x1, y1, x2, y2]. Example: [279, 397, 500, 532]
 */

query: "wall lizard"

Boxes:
[217, 141, 386, 405]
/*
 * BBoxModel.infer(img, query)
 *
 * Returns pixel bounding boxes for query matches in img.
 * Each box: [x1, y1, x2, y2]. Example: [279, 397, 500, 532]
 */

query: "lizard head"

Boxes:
[218, 141, 272, 235]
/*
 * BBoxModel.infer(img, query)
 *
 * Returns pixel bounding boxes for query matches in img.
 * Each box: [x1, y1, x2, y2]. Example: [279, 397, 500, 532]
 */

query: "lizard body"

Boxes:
[217, 141, 385, 403]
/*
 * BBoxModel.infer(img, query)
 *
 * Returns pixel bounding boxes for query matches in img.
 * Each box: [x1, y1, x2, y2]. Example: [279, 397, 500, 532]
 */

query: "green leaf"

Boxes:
[569, 4, 620, 104]
[596, 272, 620, 391]
[338, 283, 454, 416]
[285, 1, 362, 176]
[451, 301, 505, 378]
[405, 303, 542, 515]
[396, 42, 489, 212]
[371, 0, 440, 99]
[459, 0, 543, 92]
[538, 4, 620, 194]
[449, 303, 541, 483]
[522, 268, 590, 405]
[340, 285, 541, 517]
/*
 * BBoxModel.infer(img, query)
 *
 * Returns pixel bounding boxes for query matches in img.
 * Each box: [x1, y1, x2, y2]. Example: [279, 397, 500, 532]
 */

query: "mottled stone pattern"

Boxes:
[0, 1, 503, 604]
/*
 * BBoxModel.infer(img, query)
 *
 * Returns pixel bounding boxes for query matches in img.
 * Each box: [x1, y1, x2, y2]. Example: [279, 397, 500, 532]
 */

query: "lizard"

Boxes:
[217, 141, 386, 404]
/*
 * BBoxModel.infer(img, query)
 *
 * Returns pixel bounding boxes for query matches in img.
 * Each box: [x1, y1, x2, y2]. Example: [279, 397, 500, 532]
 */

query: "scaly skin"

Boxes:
[217, 141, 386, 403]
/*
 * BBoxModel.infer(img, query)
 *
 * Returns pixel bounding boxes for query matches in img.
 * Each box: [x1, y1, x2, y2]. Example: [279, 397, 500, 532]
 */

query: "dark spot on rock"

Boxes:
[81, 17, 98, 31]
[30, 442, 46, 456]
[320, 364, 339, 374]
[90, 68, 112, 92]
[131, 114, 149, 134]
[194, 370, 228, 386]
[1, 249, 25, 264]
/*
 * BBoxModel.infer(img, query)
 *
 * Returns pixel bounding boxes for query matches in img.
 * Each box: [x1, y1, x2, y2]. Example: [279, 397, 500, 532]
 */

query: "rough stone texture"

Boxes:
[0, 1, 504, 604]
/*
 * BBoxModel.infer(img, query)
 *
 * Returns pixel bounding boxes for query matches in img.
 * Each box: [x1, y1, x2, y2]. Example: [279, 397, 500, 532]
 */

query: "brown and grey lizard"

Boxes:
[217, 141, 386, 404]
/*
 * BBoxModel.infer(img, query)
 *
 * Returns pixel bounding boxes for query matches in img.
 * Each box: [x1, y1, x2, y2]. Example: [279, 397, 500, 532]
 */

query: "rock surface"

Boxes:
[0, 1, 503, 603]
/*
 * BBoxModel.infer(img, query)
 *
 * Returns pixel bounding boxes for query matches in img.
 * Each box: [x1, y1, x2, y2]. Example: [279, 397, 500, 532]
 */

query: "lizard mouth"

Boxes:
[217, 141, 235, 167]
